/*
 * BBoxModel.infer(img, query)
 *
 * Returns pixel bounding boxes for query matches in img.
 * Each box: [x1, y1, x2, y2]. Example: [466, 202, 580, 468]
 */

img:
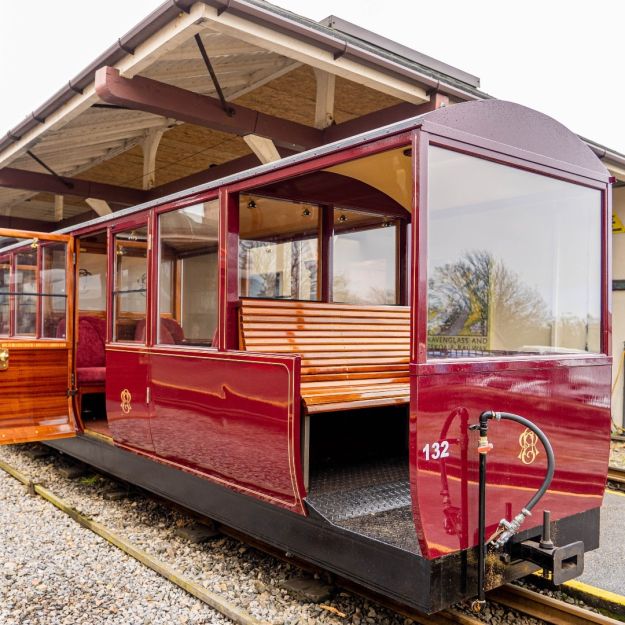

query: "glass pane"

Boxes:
[113, 227, 148, 342]
[427, 146, 601, 358]
[0, 257, 9, 335]
[158, 201, 219, 347]
[15, 249, 37, 336]
[333, 209, 397, 305]
[40, 243, 67, 338]
[78, 233, 107, 313]
[239, 195, 319, 300]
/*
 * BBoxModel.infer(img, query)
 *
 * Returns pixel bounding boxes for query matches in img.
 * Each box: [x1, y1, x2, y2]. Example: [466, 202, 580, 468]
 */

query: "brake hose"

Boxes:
[470, 410, 555, 611]
[481, 410, 555, 547]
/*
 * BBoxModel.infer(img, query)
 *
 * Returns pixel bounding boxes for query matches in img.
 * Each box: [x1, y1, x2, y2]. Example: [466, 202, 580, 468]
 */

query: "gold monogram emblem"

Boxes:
[518, 428, 539, 465]
[120, 389, 132, 415]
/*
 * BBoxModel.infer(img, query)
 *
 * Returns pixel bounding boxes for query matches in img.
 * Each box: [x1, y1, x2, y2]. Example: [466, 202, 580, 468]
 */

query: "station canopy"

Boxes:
[0, 0, 622, 230]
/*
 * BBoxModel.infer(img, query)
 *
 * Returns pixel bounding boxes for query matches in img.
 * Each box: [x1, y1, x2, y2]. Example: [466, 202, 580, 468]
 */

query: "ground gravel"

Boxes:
[0, 442, 609, 625]
[0, 465, 229, 625]
[610, 440, 625, 468]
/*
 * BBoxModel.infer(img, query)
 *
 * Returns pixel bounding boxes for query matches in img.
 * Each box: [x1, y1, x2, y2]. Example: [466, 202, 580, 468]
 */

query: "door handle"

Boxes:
[0, 348, 8, 371]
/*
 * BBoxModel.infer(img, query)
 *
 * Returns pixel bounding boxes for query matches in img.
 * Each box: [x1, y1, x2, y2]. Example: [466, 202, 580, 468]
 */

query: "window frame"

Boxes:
[413, 129, 610, 369]
[152, 194, 221, 351]
[0, 253, 9, 337]
[331, 210, 402, 306]
[238, 193, 323, 302]
[109, 217, 151, 346]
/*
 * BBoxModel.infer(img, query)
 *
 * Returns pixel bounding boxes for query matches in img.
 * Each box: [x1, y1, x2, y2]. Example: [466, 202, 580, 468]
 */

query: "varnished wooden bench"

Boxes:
[239, 298, 410, 413]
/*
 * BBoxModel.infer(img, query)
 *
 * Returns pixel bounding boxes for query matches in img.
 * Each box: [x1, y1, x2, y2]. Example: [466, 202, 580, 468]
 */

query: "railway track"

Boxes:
[0, 449, 623, 625]
[486, 585, 622, 625]
[607, 465, 625, 487]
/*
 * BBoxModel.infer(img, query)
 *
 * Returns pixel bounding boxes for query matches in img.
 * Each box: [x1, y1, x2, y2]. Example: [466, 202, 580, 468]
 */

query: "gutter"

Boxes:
[0, 0, 486, 156]
[582, 137, 625, 170]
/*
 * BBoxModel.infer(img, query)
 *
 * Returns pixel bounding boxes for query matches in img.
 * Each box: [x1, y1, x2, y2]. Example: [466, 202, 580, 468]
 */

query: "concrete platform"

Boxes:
[576, 490, 625, 599]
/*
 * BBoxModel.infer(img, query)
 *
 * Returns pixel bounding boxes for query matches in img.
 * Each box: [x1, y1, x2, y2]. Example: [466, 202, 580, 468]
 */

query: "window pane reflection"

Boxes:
[40, 243, 67, 338]
[158, 201, 219, 346]
[113, 227, 148, 342]
[239, 195, 319, 300]
[427, 147, 601, 358]
[15, 250, 37, 336]
[333, 209, 397, 305]
[0, 257, 9, 335]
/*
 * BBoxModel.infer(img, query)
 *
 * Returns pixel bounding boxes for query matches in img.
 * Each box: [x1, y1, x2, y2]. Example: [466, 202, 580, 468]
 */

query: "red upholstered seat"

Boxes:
[134, 317, 184, 344]
[162, 317, 184, 343]
[76, 366, 106, 384]
[57, 315, 107, 417]
[77, 317, 106, 368]
[57, 316, 106, 367]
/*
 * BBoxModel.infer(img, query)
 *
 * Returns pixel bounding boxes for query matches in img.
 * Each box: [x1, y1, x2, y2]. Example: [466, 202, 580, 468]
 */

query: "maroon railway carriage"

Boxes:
[0, 100, 612, 613]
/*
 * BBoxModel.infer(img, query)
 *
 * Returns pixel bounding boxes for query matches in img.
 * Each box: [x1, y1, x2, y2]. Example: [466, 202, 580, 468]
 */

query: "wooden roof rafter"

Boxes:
[0, 1, 491, 227]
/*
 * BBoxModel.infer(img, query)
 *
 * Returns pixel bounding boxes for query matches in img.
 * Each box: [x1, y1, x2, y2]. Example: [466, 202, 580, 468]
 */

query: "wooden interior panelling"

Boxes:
[0, 343, 73, 444]
[239, 298, 410, 412]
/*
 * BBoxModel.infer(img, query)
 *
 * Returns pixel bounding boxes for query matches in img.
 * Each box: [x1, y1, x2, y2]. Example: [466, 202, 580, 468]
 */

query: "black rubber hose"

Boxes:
[484, 411, 555, 511]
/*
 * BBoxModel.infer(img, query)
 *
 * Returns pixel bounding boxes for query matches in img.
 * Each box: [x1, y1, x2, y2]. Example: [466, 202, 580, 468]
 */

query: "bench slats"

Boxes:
[240, 298, 411, 412]
[245, 337, 409, 346]
[241, 299, 408, 313]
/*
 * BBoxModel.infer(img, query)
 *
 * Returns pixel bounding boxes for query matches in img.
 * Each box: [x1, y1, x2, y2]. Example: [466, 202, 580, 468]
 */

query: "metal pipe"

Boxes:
[469, 409, 493, 612]
[477, 425, 488, 606]
[479, 411, 555, 549]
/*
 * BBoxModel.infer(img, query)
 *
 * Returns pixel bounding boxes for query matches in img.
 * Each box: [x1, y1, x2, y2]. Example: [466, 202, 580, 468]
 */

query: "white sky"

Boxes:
[1, 0, 623, 153]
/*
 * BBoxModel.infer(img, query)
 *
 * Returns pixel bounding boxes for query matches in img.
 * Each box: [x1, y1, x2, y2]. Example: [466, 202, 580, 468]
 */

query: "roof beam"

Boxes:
[147, 153, 269, 199]
[323, 94, 450, 144]
[0, 3, 208, 169]
[243, 134, 281, 164]
[85, 198, 112, 216]
[0, 168, 147, 205]
[313, 69, 335, 130]
[199, 7, 430, 104]
[142, 127, 165, 190]
[54, 195, 64, 222]
[148, 144, 296, 199]
[95, 66, 321, 152]
[0, 216, 55, 232]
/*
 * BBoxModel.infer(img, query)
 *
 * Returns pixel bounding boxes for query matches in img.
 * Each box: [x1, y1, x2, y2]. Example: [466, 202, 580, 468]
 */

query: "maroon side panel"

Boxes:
[106, 347, 153, 453]
[410, 360, 611, 559]
[148, 349, 305, 514]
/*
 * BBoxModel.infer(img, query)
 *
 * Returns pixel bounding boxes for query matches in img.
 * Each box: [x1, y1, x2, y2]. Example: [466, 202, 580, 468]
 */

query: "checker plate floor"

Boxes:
[306, 457, 420, 553]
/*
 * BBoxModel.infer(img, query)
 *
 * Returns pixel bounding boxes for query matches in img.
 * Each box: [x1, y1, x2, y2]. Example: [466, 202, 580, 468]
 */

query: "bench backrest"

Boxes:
[57, 315, 106, 368]
[239, 298, 410, 382]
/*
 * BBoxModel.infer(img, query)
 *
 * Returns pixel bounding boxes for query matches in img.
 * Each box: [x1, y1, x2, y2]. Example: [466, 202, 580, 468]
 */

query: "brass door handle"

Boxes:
[0, 348, 8, 371]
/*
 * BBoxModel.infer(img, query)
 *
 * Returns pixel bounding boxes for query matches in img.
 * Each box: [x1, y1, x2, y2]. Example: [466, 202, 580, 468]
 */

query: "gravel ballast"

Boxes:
[0, 441, 614, 625]
[0, 465, 229, 625]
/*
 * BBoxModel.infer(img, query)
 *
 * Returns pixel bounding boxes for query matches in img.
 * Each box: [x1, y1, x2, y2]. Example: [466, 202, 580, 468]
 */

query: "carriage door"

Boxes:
[105, 221, 154, 453]
[0, 229, 77, 444]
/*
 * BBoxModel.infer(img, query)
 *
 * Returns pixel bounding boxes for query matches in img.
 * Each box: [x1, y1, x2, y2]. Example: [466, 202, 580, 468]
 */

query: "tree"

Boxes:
[428, 250, 550, 350]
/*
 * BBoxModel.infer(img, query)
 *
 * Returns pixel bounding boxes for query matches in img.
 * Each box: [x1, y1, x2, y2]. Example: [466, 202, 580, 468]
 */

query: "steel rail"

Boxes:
[488, 584, 623, 625]
[607, 466, 625, 486]
[0, 450, 622, 625]
[0, 454, 483, 625]
[0, 458, 269, 625]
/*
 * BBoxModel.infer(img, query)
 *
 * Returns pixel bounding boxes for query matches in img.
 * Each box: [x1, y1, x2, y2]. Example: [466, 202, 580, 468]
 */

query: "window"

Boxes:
[15, 249, 37, 336]
[333, 209, 398, 305]
[113, 226, 148, 342]
[78, 233, 107, 314]
[239, 195, 319, 300]
[158, 201, 219, 346]
[40, 243, 68, 338]
[0, 257, 8, 335]
[427, 146, 601, 358]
